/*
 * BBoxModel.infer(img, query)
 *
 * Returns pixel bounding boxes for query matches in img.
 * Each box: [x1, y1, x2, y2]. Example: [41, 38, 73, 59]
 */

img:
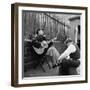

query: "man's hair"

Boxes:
[64, 38, 73, 44]
[36, 29, 44, 34]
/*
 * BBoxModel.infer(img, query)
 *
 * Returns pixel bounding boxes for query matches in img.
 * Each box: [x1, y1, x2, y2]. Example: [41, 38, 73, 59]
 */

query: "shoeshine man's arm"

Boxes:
[58, 44, 76, 61]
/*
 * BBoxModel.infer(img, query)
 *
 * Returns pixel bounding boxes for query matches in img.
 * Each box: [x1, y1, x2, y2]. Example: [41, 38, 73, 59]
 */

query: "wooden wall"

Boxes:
[22, 11, 69, 42]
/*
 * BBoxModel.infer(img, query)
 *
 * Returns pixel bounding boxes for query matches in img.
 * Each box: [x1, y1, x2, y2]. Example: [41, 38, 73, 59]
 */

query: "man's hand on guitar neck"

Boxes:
[51, 37, 57, 42]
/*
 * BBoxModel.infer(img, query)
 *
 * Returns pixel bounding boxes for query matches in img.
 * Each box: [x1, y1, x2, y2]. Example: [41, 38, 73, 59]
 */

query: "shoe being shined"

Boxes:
[52, 62, 61, 68]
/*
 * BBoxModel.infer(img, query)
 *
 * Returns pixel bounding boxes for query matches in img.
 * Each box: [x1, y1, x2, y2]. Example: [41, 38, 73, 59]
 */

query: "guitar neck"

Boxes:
[47, 37, 57, 44]
[24, 37, 57, 44]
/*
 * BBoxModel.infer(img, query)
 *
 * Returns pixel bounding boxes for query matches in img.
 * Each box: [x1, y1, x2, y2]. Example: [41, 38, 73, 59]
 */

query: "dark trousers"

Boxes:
[59, 59, 80, 75]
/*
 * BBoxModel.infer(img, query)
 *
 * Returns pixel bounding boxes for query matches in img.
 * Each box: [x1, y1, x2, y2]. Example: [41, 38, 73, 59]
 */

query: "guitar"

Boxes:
[32, 37, 57, 54]
[25, 37, 57, 54]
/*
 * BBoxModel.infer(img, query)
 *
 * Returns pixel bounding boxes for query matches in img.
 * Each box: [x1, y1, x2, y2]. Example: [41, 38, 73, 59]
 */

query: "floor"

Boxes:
[24, 61, 60, 77]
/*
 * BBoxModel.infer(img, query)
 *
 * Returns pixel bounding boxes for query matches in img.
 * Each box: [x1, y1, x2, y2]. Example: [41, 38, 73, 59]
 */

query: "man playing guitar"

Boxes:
[25, 29, 60, 67]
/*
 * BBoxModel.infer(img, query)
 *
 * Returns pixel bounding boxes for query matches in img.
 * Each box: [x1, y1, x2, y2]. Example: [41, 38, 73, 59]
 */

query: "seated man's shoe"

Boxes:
[52, 64, 57, 68]
[52, 63, 61, 68]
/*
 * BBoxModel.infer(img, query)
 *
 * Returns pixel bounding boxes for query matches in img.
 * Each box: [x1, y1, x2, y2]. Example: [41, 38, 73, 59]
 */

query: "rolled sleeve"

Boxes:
[58, 44, 76, 60]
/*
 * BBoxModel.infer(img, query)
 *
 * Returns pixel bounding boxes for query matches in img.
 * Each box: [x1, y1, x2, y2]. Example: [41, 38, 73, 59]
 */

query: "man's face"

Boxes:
[38, 30, 44, 35]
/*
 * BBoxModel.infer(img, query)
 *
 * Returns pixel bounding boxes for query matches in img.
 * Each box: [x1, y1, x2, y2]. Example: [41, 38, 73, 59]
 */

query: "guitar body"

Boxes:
[33, 46, 46, 55]
[33, 41, 48, 55]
